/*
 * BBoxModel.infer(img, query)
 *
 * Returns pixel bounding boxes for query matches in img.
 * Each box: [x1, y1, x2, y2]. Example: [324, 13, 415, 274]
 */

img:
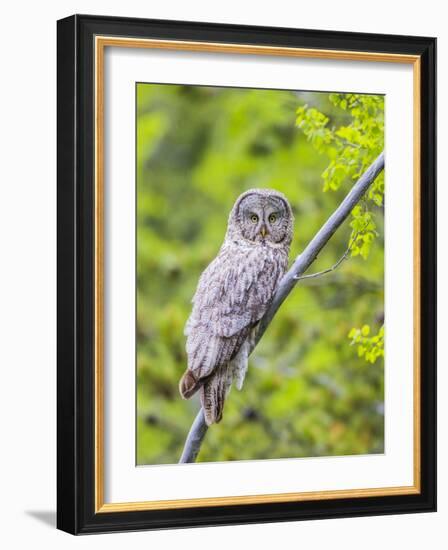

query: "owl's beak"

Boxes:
[260, 226, 268, 238]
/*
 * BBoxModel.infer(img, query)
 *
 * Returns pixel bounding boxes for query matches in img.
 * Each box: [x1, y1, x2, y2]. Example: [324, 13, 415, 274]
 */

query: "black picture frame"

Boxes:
[57, 14, 436, 535]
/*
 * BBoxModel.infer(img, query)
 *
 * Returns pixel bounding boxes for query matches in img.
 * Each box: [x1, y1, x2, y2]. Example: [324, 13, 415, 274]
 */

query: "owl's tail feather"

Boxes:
[180, 365, 230, 425]
[200, 365, 229, 426]
[179, 369, 202, 399]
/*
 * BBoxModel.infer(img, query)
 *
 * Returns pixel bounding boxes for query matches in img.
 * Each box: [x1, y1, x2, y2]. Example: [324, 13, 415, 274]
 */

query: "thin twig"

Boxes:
[294, 224, 368, 281]
[294, 248, 351, 281]
[179, 151, 385, 464]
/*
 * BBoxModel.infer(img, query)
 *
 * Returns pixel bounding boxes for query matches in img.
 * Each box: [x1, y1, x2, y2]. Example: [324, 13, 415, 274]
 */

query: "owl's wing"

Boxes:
[182, 246, 285, 391]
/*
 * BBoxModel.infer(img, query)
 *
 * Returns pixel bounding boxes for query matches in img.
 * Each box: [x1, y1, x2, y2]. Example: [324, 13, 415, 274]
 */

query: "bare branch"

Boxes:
[294, 223, 368, 281]
[294, 247, 351, 281]
[179, 409, 208, 463]
[179, 151, 385, 464]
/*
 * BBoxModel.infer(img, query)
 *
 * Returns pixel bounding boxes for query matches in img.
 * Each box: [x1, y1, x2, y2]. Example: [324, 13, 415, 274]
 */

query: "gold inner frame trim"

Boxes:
[94, 35, 421, 513]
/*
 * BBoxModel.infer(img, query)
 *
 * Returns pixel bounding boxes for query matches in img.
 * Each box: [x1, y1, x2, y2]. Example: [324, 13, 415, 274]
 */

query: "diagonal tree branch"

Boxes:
[179, 151, 385, 464]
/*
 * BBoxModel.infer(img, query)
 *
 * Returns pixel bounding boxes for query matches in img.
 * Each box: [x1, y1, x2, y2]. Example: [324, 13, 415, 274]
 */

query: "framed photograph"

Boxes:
[57, 14, 436, 534]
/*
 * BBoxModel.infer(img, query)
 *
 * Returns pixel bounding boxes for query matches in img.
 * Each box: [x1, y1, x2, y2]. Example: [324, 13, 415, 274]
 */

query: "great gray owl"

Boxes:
[179, 188, 294, 425]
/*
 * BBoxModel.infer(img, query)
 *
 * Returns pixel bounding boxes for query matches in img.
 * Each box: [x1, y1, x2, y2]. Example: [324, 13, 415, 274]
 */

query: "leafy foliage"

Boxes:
[296, 93, 384, 258]
[136, 84, 385, 464]
[350, 205, 378, 260]
[348, 325, 385, 364]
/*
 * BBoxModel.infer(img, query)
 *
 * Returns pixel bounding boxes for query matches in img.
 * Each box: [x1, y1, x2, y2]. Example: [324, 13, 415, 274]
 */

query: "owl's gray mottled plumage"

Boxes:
[179, 188, 294, 425]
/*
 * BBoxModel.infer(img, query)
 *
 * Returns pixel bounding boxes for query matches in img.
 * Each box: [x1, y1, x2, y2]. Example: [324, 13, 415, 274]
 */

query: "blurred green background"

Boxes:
[136, 84, 384, 465]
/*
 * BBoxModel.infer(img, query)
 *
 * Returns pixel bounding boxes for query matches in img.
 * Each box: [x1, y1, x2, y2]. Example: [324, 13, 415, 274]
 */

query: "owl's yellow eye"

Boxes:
[269, 214, 277, 223]
[250, 214, 259, 224]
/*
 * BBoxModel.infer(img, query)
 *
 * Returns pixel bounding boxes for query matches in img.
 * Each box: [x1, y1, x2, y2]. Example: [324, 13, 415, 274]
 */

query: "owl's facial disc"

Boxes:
[236, 192, 290, 244]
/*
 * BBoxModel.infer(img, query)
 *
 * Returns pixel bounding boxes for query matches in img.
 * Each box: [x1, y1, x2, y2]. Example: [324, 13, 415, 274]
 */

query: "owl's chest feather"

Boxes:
[221, 241, 288, 300]
[230, 240, 289, 276]
[192, 239, 289, 314]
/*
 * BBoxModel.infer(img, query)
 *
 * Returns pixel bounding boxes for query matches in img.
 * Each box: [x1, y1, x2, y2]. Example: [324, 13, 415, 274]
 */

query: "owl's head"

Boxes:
[227, 188, 294, 246]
